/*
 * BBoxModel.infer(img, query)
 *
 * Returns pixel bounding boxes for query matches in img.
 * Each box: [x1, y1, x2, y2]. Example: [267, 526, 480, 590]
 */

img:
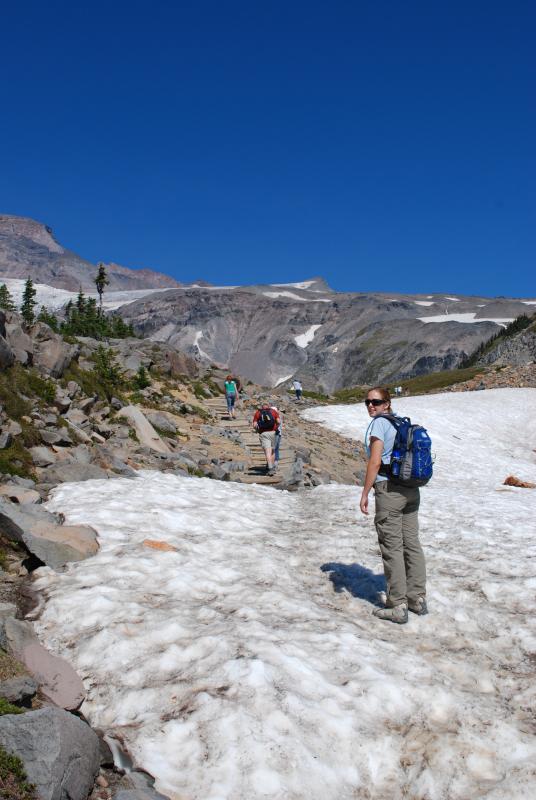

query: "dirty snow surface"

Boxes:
[34, 389, 536, 800]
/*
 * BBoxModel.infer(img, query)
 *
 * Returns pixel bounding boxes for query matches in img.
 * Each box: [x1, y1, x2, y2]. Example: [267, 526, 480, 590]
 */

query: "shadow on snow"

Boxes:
[321, 562, 386, 606]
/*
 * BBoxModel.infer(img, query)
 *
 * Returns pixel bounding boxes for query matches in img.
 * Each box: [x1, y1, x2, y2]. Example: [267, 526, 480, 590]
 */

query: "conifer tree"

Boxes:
[0, 284, 16, 311]
[94, 263, 109, 313]
[37, 306, 59, 332]
[20, 277, 37, 324]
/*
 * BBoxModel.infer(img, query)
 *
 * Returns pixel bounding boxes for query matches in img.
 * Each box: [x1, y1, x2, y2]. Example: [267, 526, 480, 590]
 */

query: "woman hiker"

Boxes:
[359, 386, 427, 624]
[224, 375, 239, 419]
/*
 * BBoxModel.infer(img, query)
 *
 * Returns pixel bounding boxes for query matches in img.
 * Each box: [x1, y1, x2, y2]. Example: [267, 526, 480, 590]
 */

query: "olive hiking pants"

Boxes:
[374, 480, 426, 607]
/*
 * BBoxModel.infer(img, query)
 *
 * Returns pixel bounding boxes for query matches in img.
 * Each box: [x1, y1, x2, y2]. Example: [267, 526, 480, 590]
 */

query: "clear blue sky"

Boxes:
[1, 1, 534, 297]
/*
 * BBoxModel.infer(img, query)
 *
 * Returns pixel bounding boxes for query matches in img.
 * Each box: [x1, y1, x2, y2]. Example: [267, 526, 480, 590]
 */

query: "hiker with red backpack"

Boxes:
[253, 403, 280, 476]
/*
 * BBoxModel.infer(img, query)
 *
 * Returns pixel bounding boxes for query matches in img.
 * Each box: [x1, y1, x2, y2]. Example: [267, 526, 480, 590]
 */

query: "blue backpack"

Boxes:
[377, 414, 433, 488]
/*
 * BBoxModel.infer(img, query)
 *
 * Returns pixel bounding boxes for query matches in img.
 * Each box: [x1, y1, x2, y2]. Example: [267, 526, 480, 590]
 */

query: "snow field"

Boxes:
[32, 389, 536, 799]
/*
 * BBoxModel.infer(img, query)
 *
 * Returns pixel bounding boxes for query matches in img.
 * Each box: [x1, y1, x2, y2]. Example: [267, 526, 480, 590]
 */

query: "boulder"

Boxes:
[116, 768, 171, 800]
[66, 380, 81, 398]
[0, 496, 98, 569]
[30, 321, 80, 377]
[0, 675, 38, 705]
[65, 408, 89, 426]
[0, 484, 41, 504]
[30, 446, 57, 467]
[0, 708, 99, 799]
[117, 406, 171, 454]
[0, 334, 15, 370]
[4, 319, 33, 365]
[6, 419, 22, 437]
[40, 428, 73, 446]
[0, 431, 13, 449]
[146, 411, 177, 434]
[38, 462, 109, 485]
[54, 391, 71, 413]
[0, 602, 18, 650]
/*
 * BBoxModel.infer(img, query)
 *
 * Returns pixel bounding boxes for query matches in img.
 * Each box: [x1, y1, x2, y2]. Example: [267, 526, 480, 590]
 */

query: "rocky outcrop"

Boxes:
[0, 496, 99, 569]
[477, 328, 536, 367]
[0, 214, 182, 291]
[0, 708, 100, 799]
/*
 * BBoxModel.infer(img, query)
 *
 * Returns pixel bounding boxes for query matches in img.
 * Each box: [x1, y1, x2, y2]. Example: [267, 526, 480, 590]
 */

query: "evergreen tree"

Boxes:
[92, 345, 123, 397]
[37, 306, 59, 332]
[0, 284, 16, 311]
[76, 288, 86, 313]
[94, 263, 109, 313]
[133, 365, 151, 390]
[20, 277, 37, 324]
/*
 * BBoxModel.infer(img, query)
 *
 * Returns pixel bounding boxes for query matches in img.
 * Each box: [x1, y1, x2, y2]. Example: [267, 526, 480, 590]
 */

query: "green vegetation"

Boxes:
[0, 365, 56, 419]
[302, 389, 330, 402]
[36, 306, 59, 332]
[132, 366, 151, 390]
[0, 745, 37, 800]
[192, 380, 211, 400]
[0, 284, 16, 312]
[60, 293, 134, 339]
[333, 365, 486, 403]
[20, 279, 37, 325]
[91, 346, 124, 399]
[0, 699, 24, 717]
[94, 262, 110, 312]
[460, 312, 536, 367]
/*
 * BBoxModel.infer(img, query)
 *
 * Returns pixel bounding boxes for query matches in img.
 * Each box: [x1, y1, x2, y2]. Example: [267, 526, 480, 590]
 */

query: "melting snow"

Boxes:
[32, 389, 536, 799]
[294, 324, 322, 348]
[414, 300, 435, 306]
[417, 312, 514, 327]
[444, 296, 461, 302]
[0, 278, 169, 311]
[193, 331, 211, 360]
[273, 373, 295, 387]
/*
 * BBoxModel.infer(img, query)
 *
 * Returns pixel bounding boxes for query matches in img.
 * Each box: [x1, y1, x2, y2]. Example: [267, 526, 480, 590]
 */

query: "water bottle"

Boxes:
[391, 448, 401, 478]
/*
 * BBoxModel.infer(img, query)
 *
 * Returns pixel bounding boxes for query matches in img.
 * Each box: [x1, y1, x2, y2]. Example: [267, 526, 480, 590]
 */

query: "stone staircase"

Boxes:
[202, 397, 295, 486]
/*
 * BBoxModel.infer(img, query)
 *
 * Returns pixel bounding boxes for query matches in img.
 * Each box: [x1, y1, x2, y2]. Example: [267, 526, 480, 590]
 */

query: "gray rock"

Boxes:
[30, 321, 79, 377]
[117, 406, 171, 454]
[43, 413, 58, 426]
[78, 395, 98, 413]
[146, 412, 177, 434]
[0, 602, 18, 650]
[66, 380, 81, 398]
[65, 407, 89, 426]
[220, 461, 246, 473]
[0, 675, 38, 705]
[0, 333, 15, 370]
[6, 419, 22, 436]
[175, 454, 198, 470]
[0, 708, 99, 800]
[0, 484, 41, 504]
[205, 464, 230, 481]
[39, 462, 109, 485]
[54, 392, 71, 413]
[0, 496, 98, 569]
[30, 446, 57, 467]
[0, 431, 13, 449]
[40, 428, 73, 446]
[10, 476, 36, 488]
[116, 770, 170, 800]
[111, 396, 124, 410]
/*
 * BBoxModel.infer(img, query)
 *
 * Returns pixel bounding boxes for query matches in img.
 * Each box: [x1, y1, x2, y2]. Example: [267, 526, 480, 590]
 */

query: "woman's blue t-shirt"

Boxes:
[365, 416, 397, 483]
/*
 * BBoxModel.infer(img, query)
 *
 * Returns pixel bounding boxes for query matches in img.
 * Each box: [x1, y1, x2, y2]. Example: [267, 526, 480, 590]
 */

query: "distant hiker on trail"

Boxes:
[253, 403, 280, 475]
[359, 386, 428, 625]
[292, 379, 303, 401]
[271, 404, 282, 465]
[224, 375, 239, 419]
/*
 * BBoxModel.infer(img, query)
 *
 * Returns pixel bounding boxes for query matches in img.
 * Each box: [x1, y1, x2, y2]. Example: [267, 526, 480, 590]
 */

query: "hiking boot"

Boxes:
[408, 596, 428, 616]
[372, 603, 408, 624]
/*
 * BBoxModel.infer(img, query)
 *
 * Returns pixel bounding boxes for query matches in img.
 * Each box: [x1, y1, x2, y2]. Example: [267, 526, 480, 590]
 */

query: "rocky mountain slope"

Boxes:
[0, 215, 181, 292]
[2, 214, 535, 391]
[119, 286, 535, 392]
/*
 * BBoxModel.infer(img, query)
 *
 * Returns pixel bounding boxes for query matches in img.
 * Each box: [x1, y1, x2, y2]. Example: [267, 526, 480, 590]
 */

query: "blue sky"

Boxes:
[1, 1, 534, 297]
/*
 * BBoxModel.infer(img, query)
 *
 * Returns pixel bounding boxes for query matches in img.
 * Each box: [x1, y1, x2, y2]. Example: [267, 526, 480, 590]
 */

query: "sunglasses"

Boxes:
[364, 398, 386, 407]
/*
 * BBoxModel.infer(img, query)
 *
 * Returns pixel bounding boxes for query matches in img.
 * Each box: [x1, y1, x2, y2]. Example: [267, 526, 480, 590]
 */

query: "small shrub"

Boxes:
[0, 698, 23, 716]
[0, 744, 37, 800]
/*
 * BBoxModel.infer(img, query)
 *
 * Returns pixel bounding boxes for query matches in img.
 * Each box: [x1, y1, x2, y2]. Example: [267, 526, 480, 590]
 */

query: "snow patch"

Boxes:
[273, 373, 295, 387]
[417, 312, 514, 327]
[444, 296, 461, 301]
[414, 300, 434, 306]
[294, 324, 322, 348]
[0, 277, 170, 311]
[33, 389, 536, 800]
[193, 330, 211, 360]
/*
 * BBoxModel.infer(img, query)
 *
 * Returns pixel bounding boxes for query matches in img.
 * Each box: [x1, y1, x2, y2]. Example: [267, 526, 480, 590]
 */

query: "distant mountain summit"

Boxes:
[0, 214, 182, 292]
